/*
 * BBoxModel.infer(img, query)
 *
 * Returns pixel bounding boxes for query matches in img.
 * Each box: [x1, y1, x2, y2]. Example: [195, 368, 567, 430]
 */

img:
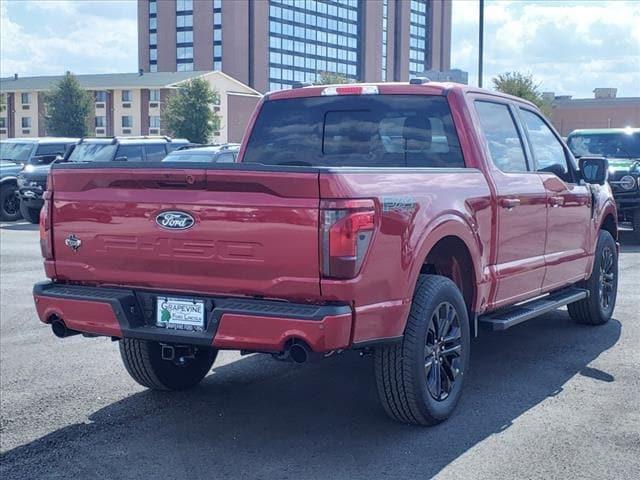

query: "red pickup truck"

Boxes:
[33, 81, 618, 425]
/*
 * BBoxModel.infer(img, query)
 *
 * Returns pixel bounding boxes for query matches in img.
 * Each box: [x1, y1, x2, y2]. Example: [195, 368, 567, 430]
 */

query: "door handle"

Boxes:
[500, 198, 521, 210]
[549, 196, 565, 207]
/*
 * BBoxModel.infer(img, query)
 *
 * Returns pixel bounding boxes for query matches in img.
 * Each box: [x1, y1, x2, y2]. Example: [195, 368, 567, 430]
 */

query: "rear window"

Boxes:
[242, 95, 465, 168]
[35, 144, 67, 156]
[568, 132, 640, 159]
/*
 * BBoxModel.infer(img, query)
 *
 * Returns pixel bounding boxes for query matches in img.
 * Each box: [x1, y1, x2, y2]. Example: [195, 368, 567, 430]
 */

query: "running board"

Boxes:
[479, 288, 589, 331]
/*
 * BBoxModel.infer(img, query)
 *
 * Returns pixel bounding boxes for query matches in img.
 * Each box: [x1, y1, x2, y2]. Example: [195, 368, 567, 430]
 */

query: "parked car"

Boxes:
[33, 81, 618, 426]
[0, 159, 23, 221]
[1, 137, 78, 222]
[162, 144, 240, 163]
[567, 128, 640, 241]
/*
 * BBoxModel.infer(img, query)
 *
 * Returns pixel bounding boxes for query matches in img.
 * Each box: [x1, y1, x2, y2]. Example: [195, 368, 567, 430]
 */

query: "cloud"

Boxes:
[452, 0, 640, 98]
[0, 1, 137, 77]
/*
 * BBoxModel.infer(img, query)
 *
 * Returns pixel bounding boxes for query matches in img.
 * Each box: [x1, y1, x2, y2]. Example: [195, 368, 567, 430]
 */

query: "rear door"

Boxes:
[50, 165, 321, 299]
[474, 100, 548, 307]
[518, 108, 592, 289]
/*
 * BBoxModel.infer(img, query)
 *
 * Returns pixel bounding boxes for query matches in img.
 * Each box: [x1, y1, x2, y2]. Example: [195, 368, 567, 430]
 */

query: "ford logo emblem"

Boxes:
[155, 211, 195, 230]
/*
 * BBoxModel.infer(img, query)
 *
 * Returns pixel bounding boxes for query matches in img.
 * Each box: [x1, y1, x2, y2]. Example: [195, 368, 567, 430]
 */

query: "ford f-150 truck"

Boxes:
[33, 81, 618, 425]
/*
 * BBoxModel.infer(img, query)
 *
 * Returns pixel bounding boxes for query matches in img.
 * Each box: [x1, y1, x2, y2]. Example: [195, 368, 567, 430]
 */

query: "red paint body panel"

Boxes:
[38, 82, 617, 350]
[213, 312, 352, 352]
[34, 294, 122, 337]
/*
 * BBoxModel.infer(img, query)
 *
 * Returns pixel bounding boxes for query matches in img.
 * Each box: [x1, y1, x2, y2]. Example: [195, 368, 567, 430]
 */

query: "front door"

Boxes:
[474, 100, 548, 308]
[518, 108, 592, 290]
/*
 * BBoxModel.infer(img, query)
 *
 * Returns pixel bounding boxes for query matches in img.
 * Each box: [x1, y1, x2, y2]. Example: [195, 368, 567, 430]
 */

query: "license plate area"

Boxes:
[156, 296, 205, 332]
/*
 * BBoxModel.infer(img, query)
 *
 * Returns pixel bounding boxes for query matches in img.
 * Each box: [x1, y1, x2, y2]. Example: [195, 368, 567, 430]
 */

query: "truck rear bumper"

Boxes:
[33, 281, 353, 353]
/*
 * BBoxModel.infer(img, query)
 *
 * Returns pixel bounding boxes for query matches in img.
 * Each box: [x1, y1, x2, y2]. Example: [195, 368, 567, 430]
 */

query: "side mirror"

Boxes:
[113, 156, 128, 162]
[579, 157, 608, 185]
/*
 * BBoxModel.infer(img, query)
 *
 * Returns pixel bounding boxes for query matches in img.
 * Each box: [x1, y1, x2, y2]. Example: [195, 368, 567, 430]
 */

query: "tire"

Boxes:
[374, 275, 471, 426]
[568, 230, 618, 325]
[0, 184, 21, 222]
[119, 338, 217, 391]
[19, 202, 40, 224]
[632, 209, 640, 243]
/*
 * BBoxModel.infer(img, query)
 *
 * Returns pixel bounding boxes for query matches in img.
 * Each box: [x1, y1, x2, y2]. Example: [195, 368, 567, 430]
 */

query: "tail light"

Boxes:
[321, 199, 376, 279]
[40, 189, 53, 260]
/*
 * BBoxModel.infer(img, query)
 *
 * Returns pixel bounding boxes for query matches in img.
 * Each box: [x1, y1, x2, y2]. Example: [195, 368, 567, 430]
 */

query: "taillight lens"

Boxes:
[40, 190, 53, 260]
[321, 200, 376, 279]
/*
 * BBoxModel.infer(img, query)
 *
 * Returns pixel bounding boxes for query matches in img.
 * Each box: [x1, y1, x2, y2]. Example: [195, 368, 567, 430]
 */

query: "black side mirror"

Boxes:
[579, 157, 608, 185]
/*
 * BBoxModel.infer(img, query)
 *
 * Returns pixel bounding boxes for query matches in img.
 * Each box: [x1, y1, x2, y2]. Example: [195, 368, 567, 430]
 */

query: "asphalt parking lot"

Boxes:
[0, 221, 638, 480]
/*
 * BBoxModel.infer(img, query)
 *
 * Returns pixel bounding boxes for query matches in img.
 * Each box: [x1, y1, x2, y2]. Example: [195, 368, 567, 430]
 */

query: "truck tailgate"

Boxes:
[50, 166, 321, 299]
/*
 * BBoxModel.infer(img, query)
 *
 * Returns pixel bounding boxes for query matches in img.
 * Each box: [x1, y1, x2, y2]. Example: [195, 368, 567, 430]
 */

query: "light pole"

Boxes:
[478, 0, 485, 88]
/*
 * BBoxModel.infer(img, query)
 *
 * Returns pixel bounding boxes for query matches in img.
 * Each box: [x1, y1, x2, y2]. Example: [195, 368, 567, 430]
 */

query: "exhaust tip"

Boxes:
[289, 343, 309, 364]
[50, 318, 80, 338]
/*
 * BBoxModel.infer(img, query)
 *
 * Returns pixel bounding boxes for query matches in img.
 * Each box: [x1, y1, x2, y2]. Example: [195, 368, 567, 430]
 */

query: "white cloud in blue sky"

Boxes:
[452, 0, 640, 97]
[1, 0, 638, 98]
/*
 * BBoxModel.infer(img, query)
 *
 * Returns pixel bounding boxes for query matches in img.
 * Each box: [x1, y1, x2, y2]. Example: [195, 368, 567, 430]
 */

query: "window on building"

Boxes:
[149, 89, 160, 102]
[408, 0, 429, 77]
[21, 93, 30, 104]
[95, 116, 106, 128]
[0, 117, 7, 129]
[177, 63, 194, 72]
[149, 0, 157, 15]
[176, 0, 193, 12]
[177, 47, 193, 59]
[95, 91, 107, 102]
[150, 64, 158, 72]
[149, 32, 157, 45]
[149, 115, 161, 128]
[121, 116, 133, 128]
[150, 48, 157, 61]
[176, 30, 193, 44]
[177, 14, 193, 28]
[475, 101, 528, 173]
[149, 17, 157, 30]
[21, 117, 31, 128]
[122, 90, 132, 102]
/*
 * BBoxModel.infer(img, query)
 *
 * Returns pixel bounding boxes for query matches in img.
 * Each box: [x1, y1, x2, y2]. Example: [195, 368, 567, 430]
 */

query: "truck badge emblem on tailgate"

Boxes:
[155, 211, 195, 230]
[65, 234, 82, 252]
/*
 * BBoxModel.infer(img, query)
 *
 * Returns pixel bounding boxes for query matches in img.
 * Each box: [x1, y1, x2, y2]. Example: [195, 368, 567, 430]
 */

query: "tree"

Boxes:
[315, 71, 351, 85]
[44, 72, 93, 137]
[163, 78, 220, 144]
[492, 71, 551, 115]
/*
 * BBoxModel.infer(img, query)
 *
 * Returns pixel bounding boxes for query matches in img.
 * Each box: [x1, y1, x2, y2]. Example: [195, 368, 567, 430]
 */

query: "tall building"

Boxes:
[0, 71, 261, 142]
[138, 0, 452, 92]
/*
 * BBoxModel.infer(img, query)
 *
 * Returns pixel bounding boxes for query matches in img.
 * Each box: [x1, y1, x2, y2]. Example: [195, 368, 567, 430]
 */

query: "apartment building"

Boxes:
[0, 70, 261, 142]
[138, 0, 453, 92]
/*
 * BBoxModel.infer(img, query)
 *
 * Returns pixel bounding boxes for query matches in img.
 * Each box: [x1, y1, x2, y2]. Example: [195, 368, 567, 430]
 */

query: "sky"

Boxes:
[1, 0, 639, 98]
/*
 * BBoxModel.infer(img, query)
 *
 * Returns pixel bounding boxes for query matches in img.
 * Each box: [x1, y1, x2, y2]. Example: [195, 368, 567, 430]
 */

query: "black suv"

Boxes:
[1, 137, 78, 222]
[567, 128, 640, 241]
[16, 136, 189, 223]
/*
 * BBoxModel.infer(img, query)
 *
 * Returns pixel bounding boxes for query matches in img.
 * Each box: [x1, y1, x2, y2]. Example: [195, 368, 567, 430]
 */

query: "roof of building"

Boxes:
[0, 70, 261, 94]
[552, 97, 640, 108]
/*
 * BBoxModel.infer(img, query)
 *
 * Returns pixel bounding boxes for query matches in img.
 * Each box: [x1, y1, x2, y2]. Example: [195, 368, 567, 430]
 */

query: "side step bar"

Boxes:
[479, 288, 589, 331]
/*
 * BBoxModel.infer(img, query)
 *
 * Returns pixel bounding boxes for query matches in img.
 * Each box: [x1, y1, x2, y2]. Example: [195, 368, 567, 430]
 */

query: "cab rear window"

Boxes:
[242, 95, 465, 168]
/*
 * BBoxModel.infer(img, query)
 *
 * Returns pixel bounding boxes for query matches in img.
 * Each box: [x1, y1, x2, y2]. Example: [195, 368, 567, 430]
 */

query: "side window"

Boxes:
[116, 145, 144, 162]
[520, 109, 570, 179]
[216, 152, 235, 163]
[35, 144, 65, 156]
[475, 101, 528, 172]
[144, 144, 167, 162]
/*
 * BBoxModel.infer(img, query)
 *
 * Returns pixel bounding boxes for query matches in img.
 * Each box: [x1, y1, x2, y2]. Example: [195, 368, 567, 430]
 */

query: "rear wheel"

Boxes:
[0, 184, 21, 222]
[632, 209, 640, 243]
[374, 275, 470, 426]
[19, 202, 40, 224]
[568, 230, 618, 325]
[119, 338, 217, 390]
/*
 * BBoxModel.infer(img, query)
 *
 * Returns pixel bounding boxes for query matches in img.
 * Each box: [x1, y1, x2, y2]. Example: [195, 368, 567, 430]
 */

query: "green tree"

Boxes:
[163, 78, 220, 144]
[315, 71, 352, 85]
[492, 71, 551, 115]
[44, 72, 93, 136]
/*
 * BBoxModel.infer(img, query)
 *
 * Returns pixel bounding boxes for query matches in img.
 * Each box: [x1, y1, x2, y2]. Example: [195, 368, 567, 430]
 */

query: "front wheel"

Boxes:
[568, 230, 618, 325]
[0, 184, 21, 222]
[374, 275, 470, 426]
[119, 338, 217, 390]
[19, 202, 40, 224]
